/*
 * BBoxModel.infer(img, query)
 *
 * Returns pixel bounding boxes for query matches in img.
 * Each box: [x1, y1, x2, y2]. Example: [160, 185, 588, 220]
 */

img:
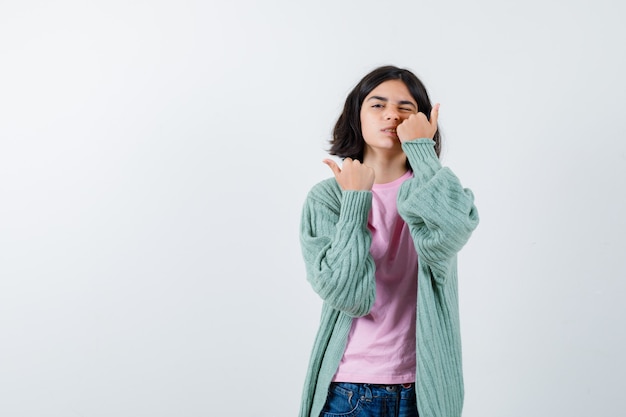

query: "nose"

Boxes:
[384, 107, 400, 121]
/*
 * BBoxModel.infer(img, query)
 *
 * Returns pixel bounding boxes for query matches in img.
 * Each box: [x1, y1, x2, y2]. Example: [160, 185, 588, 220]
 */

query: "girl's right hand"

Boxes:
[323, 158, 375, 191]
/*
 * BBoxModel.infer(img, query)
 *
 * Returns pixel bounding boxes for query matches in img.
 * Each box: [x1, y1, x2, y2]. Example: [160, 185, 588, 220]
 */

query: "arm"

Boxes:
[398, 139, 479, 284]
[300, 183, 376, 317]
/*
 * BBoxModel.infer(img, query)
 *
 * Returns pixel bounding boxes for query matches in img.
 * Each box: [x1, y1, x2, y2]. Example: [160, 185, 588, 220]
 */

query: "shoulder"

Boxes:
[305, 177, 342, 209]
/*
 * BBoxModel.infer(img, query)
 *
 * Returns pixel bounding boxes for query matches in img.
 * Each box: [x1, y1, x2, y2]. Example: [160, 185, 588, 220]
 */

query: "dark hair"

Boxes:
[329, 65, 441, 162]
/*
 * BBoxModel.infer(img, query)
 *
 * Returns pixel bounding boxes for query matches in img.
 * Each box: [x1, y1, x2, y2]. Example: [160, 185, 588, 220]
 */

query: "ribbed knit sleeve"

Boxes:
[398, 138, 479, 284]
[300, 179, 376, 317]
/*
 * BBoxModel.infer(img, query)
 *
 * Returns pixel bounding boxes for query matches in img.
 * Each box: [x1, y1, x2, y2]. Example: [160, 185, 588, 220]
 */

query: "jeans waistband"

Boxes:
[330, 382, 415, 399]
[371, 383, 413, 389]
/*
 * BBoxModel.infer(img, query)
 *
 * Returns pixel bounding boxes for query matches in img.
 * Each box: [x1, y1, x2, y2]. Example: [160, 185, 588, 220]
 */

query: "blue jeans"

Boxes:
[320, 382, 418, 417]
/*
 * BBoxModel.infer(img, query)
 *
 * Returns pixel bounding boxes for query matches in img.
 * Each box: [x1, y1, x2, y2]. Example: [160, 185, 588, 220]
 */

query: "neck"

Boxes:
[363, 149, 408, 184]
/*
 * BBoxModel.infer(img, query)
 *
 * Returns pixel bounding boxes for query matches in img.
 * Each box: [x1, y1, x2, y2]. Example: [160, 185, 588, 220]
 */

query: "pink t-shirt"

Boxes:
[333, 170, 418, 384]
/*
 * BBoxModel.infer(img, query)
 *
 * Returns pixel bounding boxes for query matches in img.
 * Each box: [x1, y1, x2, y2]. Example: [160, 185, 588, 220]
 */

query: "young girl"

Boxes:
[298, 66, 479, 417]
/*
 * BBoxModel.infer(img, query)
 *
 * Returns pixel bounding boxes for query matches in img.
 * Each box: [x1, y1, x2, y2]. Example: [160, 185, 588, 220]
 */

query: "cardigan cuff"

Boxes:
[402, 138, 442, 183]
[338, 190, 371, 225]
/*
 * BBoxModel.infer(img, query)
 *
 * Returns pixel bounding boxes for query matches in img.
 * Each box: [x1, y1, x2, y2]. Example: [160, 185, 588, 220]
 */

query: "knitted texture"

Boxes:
[299, 138, 479, 417]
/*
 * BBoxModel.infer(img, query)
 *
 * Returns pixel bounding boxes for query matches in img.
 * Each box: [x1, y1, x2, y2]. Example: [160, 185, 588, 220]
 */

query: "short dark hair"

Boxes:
[329, 65, 441, 162]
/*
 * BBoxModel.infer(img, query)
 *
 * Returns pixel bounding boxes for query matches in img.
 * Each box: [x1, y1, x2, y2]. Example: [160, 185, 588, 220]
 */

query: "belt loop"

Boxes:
[362, 384, 373, 400]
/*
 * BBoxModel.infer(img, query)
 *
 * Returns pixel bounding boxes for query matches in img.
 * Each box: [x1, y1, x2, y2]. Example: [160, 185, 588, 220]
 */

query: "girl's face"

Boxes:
[360, 79, 418, 157]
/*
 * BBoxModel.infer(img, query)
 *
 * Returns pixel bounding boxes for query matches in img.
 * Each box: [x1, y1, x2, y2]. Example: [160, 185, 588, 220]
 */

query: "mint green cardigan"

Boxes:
[298, 138, 479, 417]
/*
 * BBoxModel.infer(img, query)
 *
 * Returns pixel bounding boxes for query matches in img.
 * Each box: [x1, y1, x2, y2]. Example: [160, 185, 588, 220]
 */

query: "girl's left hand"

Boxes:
[397, 103, 440, 142]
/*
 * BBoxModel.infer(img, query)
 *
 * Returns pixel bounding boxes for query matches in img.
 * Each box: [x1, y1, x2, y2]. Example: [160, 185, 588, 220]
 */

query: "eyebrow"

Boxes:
[367, 96, 417, 109]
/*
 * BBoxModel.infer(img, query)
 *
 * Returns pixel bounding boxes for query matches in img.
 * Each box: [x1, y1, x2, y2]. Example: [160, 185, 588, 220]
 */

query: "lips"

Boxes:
[382, 126, 398, 134]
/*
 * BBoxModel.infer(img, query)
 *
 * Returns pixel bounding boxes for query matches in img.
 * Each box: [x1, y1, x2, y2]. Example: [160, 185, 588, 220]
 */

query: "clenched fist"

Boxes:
[397, 103, 440, 142]
[323, 158, 375, 191]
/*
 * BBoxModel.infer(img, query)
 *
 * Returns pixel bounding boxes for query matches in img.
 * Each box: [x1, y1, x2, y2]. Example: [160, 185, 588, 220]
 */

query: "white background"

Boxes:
[1, 1, 625, 416]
